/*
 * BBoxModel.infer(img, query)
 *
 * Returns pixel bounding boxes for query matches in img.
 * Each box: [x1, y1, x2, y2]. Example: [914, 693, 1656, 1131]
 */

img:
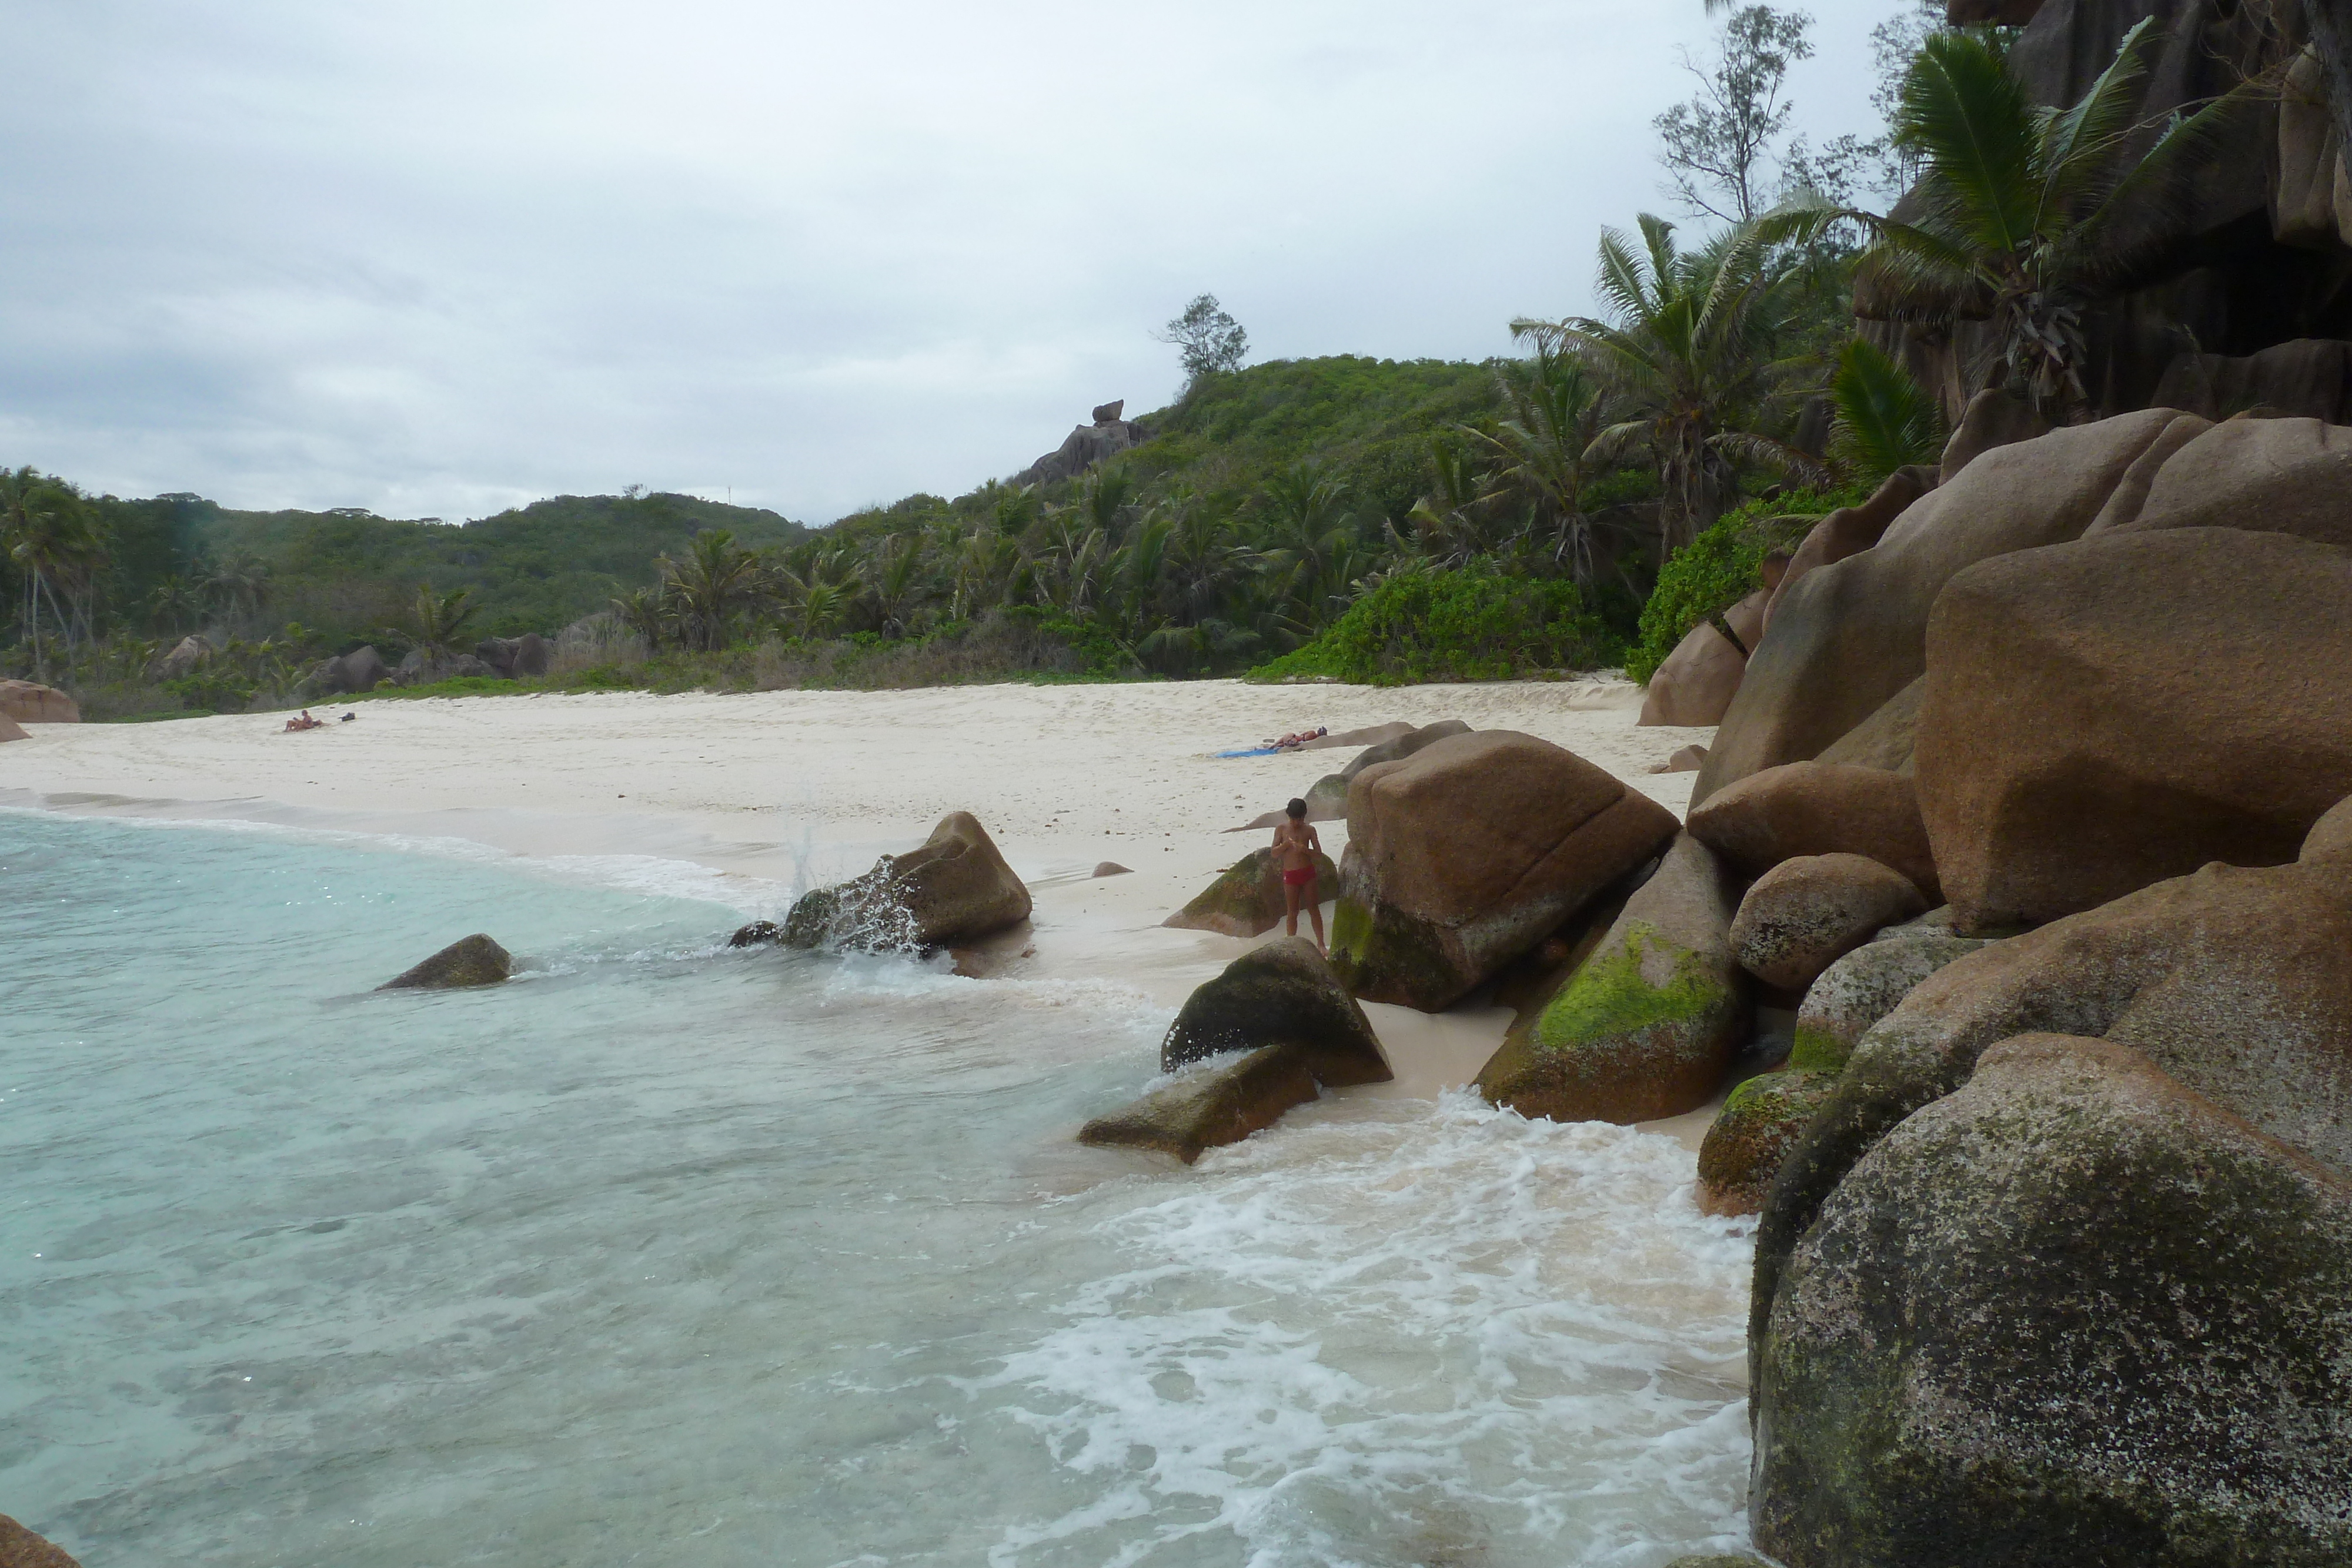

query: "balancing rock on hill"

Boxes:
[379, 933, 513, 990]
[1163, 845, 1340, 938]
[0, 1514, 81, 1568]
[1328, 731, 1678, 1011]
[1915, 528, 2352, 929]
[1476, 831, 1750, 1124]
[1688, 761, 1939, 902]
[1693, 409, 2191, 806]
[1637, 588, 1766, 727]
[1012, 401, 1147, 488]
[1752, 1035, 2352, 1568]
[1081, 939, 1390, 1163]
[0, 680, 78, 723]
[783, 811, 1030, 951]
[1728, 854, 1927, 994]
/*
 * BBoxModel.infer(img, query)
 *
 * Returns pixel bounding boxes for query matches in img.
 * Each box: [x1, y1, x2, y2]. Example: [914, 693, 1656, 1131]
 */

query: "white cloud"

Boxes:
[0, 0, 1903, 523]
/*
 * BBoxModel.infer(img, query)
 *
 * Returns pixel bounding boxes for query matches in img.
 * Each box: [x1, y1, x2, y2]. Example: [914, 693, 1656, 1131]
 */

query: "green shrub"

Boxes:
[1247, 567, 1619, 686]
[1625, 489, 1860, 685]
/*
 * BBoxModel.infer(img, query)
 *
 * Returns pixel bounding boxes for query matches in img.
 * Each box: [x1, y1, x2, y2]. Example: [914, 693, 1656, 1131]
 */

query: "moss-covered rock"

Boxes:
[1755, 1035, 2352, 1568]
[1078, 1045, 1322, 1164]
[1160, 937, 1390, 1086]
[1695, 1068, 1836, 1216]
[1476, 833, 1751, 1124]
[783, 811, 1030, 952]
[1162, 847, 1340, 938]
[377, 933, 512, 991]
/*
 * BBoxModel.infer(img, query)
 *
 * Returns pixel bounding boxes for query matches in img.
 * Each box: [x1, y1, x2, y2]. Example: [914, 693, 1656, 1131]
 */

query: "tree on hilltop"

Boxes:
[1157, 295, 1250, 386]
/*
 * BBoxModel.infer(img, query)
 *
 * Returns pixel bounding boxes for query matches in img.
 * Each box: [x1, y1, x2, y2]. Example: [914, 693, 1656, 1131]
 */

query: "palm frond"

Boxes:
[1828, 337, 1947, 486]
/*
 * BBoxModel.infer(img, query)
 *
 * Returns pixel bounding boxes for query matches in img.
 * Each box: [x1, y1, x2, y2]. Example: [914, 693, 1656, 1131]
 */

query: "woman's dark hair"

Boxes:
[1286, 798, 1308, 819]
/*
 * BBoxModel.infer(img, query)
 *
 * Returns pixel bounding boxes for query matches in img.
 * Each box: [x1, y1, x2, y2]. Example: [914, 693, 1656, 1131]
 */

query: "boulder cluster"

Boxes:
[0, 678, 78, 741]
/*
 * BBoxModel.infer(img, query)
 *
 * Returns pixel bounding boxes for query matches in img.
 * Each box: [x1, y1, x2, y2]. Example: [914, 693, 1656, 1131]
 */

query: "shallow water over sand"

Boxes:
[1, 810, 1755, 1565]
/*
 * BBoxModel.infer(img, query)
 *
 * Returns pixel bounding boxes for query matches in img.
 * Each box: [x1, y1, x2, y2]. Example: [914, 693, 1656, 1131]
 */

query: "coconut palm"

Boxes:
[1251, 462, 1357, 631]
[659, 529, 767, 651]
[1833, 19, 2252, 417]
[405, 584, 480, 659]
[1525, 215, 1823, 554]
[203, 552, 273, 630]
[863, 532, 934, 638]
[1462, 345, 1622, 584]
[0, 466, 105, 673]
[1828, 337, 1947, 485]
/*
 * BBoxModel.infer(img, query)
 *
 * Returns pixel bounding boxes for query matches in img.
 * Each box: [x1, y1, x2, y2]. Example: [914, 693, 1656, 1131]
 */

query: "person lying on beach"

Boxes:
[1271, 797, 1325, 953]
[283, 710, 325, 732]
[1265, 726, 1329, 750]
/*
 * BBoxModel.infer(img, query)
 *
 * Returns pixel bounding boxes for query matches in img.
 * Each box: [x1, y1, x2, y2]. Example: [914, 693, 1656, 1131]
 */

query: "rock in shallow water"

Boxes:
[378, 933, 512, 990]
[1754, 1035, 2352, 1568]
[1078, 1045, 1323, 1164]
[1162, 847, 1339, 938]
[1159, 937, 1389, 1084]
[782, 811, 1030, 951]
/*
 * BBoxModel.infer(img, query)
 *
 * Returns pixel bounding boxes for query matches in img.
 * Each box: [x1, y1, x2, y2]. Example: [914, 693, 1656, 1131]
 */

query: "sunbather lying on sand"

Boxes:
[1265, 726, 1329, 750]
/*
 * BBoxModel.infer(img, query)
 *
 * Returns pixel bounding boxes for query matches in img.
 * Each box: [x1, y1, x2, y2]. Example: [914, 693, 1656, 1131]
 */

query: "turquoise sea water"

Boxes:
[1, 810, 1755, 1566]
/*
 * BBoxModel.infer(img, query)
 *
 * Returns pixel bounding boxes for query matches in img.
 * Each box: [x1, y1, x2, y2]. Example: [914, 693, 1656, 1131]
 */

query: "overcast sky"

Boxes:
[0, 0, 1906, 525]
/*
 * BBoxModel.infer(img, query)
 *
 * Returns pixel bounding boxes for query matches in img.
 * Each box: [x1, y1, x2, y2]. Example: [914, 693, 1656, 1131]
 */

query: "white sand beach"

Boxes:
[1, 678, 1713, 1122]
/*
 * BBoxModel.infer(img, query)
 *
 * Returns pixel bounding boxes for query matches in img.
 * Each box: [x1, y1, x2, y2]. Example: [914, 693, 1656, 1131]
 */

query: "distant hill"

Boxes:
[97, 490, 806, 643]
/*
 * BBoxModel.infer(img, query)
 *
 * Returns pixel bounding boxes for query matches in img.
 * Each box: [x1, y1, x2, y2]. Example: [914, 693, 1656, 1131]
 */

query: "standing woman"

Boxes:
[1271, 797, 1326, 954]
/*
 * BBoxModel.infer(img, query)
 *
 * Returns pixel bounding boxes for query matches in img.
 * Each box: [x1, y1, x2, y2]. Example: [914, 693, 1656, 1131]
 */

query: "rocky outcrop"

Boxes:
[1790, 928, 1989, 1075]
[315, 645, 391, 696]
[1158, 937, 1391, 1082]
[153, 633, 212, 680]
[1329, 731, 1679, 1009]
[0, 1514, 82, 1568]
[1753, 1034, 2352, 1568]
[2151, 339, 2352, 425]
[1079, 1045, 1323, 1164]
[727, 920, 783, 948]
[1084, 939, 1390, 1162]
[1916, 528, 2352, 928]
[475, 633, 550, 678]
[1013, 404, 1148, 488]
[1750, 855, 2352, 1427]
[1688, 761, 1939, 902]
[1341, 718, 1471, 780]
[1638, 588, 1765, 727]
[1729, 854, 1927, 993]
[1476, 832, 1750, 1124]
[1162, 845, 1341, 938]
[379, 933, 513, 990]
[783, 811, 1031, 951]
[1695, 1068, 1838, 1218]
[1694, 409, 2187, 805]
[0, 680, 78, 723]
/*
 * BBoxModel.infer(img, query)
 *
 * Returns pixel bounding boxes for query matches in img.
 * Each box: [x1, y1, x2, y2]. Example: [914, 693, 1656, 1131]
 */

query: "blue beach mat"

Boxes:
[1214, 747, 1281, 758]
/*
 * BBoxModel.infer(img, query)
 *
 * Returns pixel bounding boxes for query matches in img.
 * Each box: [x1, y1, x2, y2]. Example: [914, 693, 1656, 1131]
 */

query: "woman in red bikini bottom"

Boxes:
[1272, 797, 1326, 954]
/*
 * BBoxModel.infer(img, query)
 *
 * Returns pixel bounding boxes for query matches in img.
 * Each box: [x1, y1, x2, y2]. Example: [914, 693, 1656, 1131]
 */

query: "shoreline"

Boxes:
[0, 677, 1719, 1140]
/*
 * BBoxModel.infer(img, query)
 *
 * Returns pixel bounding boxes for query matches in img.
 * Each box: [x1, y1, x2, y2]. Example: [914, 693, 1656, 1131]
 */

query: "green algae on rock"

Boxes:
[1695, 1068, 1836, 1216]
[1159, 937, 1390, 1086]
[377, 932, 512, 991]
[1476, 833, 1750, 1124]
[1078, 1045, 1322, 1164]
[1754, 1035, 2352, 1568]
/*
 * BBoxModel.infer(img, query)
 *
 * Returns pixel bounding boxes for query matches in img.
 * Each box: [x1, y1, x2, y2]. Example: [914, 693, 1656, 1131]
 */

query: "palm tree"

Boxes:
[1832, 19, 2250, 417]
[659, 530, 766, 651]
[149, 574, 205, 634]
[610, 585, 672, 648]
[1463, 345, 1621, 584]
[863, 533, 934, 638]
[0, 466, 105, 674]
[1828, 337, 1947, 485]
[1252, 462, 1357, 632]
[1525, 215, 1822, 554]
[405, 584, 480, 659]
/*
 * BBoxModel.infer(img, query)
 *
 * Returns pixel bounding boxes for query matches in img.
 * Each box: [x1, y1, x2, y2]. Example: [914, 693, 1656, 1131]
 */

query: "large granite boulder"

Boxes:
[1750, 854, 2352, 1423]
[0, 1514, 81, 1568]
[2093, 414, 2352, 553]
[1638, 588, 1766, 727]
[1475, 832, 1750, 1124]
[1011, 406, 1147, 487]
[0, 680, 78, 723]
[379, 934, 512, 991]
[0, 713, 26, 744]
[1338, 718, 1471, 781]
[1158, 937, 1390, 1083]
[320, 644, 391, 695]
[1759, 467, 1930, 639]
[475, 633, 551, 678]
[153, 633, 211, 680]
[1329, 731, 1679, 1010]
[783, 811, 1031, 951]
[1753, 1034, 2352, 1568]
[1813, 678, 1923, 775]
[1695, 1068, 1837, 1218]
[2307, 795, 2352, 862]
[1083, 939, 1390, 1163]
[1937, 387, 2050, 484]
[1692, 409, 2189, 806]
[1162, 845, 1341, 938]
[1728, 853, 1927, 993]
[1688, 761, 1939, 901]
[1915, 528, 2352, 928]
